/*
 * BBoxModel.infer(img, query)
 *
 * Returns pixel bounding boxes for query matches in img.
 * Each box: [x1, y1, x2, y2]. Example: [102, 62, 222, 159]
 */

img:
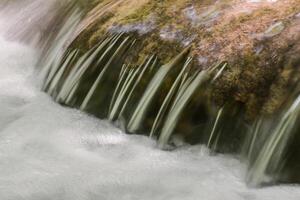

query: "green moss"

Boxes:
[262, 46, 300, 115]
[121, 1, 160, 24]
[76, 0, 105, 14]
[70, 11, 115, 52]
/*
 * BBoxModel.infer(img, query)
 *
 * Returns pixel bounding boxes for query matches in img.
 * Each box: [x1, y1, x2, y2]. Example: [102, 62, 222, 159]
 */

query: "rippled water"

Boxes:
[0, 1, 300, 199]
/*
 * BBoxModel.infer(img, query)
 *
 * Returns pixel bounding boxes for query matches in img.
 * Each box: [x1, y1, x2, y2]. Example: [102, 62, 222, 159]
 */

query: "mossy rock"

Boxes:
[69, 0, 300, 120]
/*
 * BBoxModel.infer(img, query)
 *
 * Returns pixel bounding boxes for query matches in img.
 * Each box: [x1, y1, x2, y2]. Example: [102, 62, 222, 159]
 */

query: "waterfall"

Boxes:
[1, 0, 297, 188]
[245, 93, 300, 185]
[39, 4, 300, 185]
[126, 47, 192, 134]
[42, 35, 228, 144]
[3, 0, 300, 199]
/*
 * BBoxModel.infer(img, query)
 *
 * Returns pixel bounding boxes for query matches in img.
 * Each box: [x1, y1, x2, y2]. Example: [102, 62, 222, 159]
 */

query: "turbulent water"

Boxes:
[0, 1, 300, 200]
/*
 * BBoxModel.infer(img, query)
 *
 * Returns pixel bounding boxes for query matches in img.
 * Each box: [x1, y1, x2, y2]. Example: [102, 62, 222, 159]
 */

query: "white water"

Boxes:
[1, 37, 300, 200]
[0, 3, 300, 200]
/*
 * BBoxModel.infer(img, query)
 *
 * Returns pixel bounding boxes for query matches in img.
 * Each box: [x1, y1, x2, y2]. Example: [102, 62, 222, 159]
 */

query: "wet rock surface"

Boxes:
[69, 0, 300, 120]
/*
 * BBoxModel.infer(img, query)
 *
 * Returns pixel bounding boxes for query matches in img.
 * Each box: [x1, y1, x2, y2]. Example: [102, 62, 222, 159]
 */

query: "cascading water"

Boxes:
[245, 91, 300, 185]
[1, 0, 300, 199]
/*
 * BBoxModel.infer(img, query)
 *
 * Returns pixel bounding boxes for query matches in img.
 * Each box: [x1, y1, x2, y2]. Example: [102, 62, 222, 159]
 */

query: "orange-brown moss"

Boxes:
[70, 0, 300, 119]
